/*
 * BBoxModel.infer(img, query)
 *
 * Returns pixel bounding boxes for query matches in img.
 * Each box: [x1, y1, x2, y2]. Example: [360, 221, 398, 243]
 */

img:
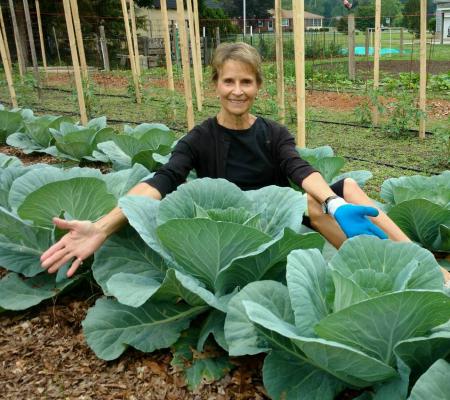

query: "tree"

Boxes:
[403, 0, 420, 32]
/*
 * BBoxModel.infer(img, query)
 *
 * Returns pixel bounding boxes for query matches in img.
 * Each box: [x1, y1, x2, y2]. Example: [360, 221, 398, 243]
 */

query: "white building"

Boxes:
[435, 0, 450, 43]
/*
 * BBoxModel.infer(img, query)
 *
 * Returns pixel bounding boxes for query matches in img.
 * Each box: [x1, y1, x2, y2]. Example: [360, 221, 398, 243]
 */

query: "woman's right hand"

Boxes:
[40, 217, 108, 278]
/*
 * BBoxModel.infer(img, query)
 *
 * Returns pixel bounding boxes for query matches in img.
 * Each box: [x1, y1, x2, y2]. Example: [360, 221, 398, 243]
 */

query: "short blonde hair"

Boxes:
[211, 42, 262, 85]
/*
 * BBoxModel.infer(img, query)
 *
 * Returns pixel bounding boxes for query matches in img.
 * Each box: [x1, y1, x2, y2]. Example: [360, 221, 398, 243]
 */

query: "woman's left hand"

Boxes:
[334, 204, 388, 239]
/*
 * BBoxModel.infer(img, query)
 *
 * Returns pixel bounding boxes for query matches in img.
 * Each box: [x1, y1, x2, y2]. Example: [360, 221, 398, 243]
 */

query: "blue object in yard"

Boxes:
[341, 47, 405, 56]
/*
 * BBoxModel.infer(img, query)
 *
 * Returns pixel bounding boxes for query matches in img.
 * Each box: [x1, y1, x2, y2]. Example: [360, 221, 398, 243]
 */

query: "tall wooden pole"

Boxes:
[0, 6, 12, 68]
[99, 25, 110, 71]
[8, 0, 25, 78]
[176, 0, 195, 130]
[186, 0, 202, 111]
[372, 0, 381, 125]
[129, 0, 141, 77]
[22, 0, 42, 100]
[193, 0, 203, 98]
[292, 0, 306, 146]
[418, 0, 427, 138]
[347, 14, 356, 80]
[62, 0, 87, 125]
[0, 28, 17, 108]
[120, 0, 141, 103]
[160, 0, 174, 91]
[52, 26, 62, 66]
[69, 0, 88, 81]
[274, 0, 285, 124]
[35, 0, 48, 78]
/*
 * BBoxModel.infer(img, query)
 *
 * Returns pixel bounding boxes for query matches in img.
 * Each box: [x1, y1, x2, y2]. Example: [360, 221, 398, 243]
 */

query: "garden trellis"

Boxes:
[0, 1, 441, 140]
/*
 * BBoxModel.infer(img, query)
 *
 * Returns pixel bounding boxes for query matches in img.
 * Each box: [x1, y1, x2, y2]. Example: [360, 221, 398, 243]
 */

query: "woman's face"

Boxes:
[215, 59, 260, 118]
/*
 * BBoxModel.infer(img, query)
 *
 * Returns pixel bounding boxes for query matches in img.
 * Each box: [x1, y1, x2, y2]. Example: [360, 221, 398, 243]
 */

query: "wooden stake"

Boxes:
[35, 0, 48, 78]
[176, 0, 195, 130]
[62, 0, 87, 125]
[0, 6, 12, 68]
[8, 0, 25, 77]
[274, 0, 285, 124]
[0, 28, 17, 108]
[192, 0, 203, 98]
[99, 25, 110, 71]
[69, 0, 88, 81]
[160, 0, 174, 91]
[418, 0, 426, 139]
[22, 0, 42, 99]
[347, 14, 356, 80]
[129, 0, 141, 77]
[400, 27, 403, 55]
[120, 0, 141, 103]
[186, 0, 202, 111]
[53, 26, 62, 66]
[372, 0, 381, 125]
[292, 0, 306, 147]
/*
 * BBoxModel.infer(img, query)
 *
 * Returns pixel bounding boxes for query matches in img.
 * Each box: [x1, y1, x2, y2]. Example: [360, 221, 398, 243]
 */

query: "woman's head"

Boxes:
[211, 42, 262, 86]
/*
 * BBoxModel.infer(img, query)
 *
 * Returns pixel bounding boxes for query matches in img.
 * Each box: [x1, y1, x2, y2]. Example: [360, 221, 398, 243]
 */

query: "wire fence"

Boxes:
[1, 5, 447, 71]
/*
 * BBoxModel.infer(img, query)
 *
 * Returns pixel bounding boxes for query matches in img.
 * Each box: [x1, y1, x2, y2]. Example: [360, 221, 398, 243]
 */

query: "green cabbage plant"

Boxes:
[0, 163, 150, 311]
[6, 114, 73, 155]
[83, 178, 324, 361]
[381, 171, 450, 253]
[49, 116, 116, 161]
[225, 237, 450, 399]
[297, 145, 372, 187]
[0, 108, 26, 144]
[95, 123, 175, 171]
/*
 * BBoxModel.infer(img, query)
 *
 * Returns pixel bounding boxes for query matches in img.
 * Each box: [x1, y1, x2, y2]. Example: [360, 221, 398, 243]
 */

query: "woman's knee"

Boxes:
[343, 178, 366, 201]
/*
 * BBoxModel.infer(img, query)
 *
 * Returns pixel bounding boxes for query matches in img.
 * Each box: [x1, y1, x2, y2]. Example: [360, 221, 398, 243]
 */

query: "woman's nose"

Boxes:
[232, 84, 243, 95]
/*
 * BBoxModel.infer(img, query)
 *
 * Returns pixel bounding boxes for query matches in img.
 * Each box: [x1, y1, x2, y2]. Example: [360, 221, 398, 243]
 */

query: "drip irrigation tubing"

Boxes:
[342, 155, 442, 175]
[0, 99, 442, 176]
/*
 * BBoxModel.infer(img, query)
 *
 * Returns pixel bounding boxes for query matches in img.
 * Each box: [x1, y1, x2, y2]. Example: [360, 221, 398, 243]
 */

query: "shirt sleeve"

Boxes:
[276, 126, 318, 187]
[143, 134, 197, 197]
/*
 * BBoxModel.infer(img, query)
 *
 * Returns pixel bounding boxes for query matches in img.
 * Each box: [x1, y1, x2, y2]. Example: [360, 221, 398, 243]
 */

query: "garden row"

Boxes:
[0, 105, 449, 399]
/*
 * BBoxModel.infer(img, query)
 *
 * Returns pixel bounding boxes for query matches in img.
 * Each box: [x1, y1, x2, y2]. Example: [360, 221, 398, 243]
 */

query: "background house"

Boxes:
[435, 0, 450, 42]
[260, 9, 324, 32]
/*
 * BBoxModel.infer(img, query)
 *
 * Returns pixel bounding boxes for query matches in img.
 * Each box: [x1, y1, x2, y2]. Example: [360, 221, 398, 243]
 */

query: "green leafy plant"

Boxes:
[225, 237, 449, 399]
[380, 171, 450, 254]
[49, 116, 116, 162]
[95, 122, 175, 171]
[6, 114, 74, 155]
[296, 145, 373, 187]
[0, 163, 150, 311]
[0, 108, 25, 144]
[83, 178, 324, 361]
[381, 92, 425, 138]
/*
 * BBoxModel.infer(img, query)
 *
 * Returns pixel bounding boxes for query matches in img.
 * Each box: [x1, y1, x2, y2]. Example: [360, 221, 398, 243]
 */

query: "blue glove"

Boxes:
[333, 204, 388, 239]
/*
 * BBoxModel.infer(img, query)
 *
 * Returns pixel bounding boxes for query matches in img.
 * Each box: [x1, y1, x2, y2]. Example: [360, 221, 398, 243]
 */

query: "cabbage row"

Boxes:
[0, 105, 174, 170]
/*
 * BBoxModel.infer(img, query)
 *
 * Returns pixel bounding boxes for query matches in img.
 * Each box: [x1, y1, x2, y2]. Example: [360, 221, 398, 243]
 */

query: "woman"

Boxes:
[40, 42, 424, 279]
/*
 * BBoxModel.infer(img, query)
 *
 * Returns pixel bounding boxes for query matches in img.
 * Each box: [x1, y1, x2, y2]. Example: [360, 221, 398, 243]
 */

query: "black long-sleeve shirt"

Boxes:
[144, 116, 317, 197]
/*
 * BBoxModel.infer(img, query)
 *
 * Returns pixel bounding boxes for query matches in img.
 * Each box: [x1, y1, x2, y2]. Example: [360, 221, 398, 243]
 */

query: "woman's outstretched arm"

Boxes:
[40, 183, 161, 278]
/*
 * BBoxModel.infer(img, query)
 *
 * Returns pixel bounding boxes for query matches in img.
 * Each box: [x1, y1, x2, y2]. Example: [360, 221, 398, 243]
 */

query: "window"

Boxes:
[258, 20, 264, 27]
[268, 20, 273, 30]
[281, 18, 289, 27]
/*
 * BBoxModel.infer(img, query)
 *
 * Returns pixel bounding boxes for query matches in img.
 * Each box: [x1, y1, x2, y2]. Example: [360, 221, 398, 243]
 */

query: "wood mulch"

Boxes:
[0, 294, 268, 400]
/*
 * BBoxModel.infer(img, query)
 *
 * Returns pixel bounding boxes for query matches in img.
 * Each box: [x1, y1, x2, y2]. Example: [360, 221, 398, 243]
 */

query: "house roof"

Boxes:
[267, 9, 324, 19]
[152, 0, 222, 9]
